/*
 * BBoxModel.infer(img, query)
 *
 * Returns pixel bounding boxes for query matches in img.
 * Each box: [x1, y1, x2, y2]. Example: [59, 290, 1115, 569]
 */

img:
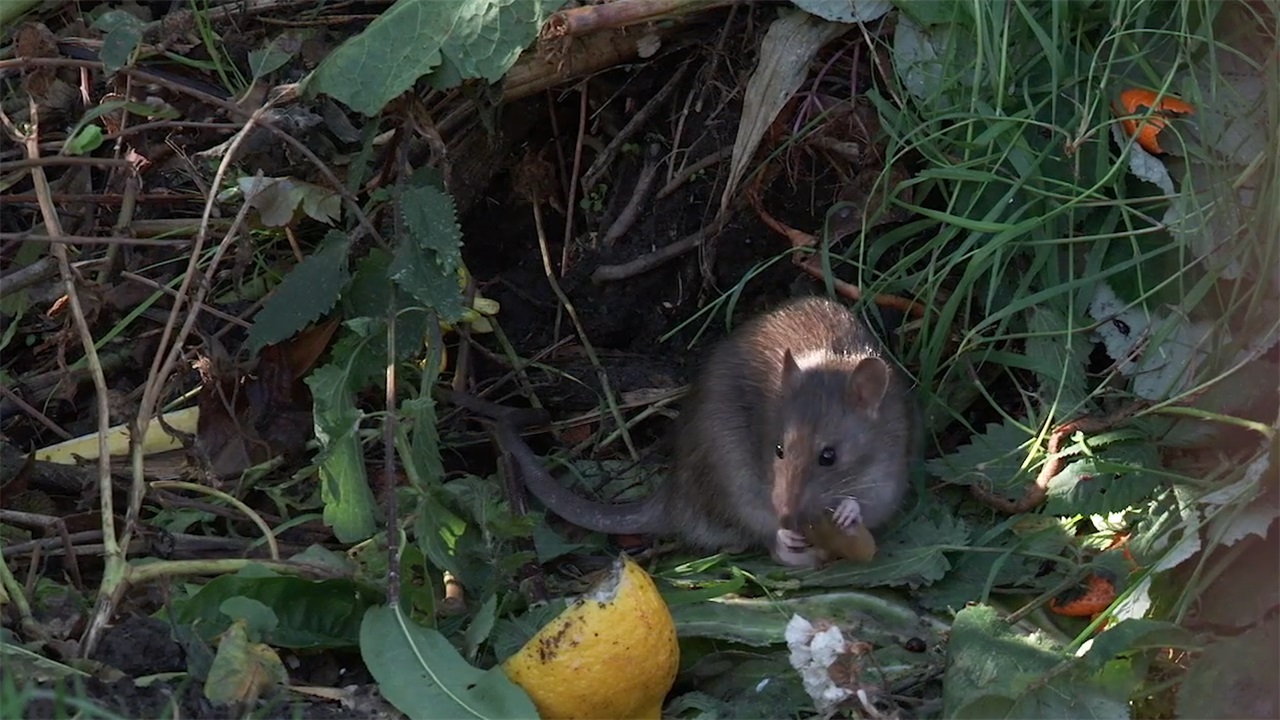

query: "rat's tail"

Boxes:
[495, 422, 665, 536]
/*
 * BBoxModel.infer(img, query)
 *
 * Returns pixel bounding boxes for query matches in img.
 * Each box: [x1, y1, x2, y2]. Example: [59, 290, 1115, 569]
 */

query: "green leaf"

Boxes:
[489, 600, 568, 664]
[390, 173, 466, 322]
[681, 650, 811, 719]
[1044, 438, 1163, 516]
[411, 489, 466, 578]
[670, 590, 949, 648]
[204, 620, 288, 707]
[1176, 616, 1279, 720]
[92, 10, 144, 74]
[943, 604, 1129, 719]
[64, 125, 104, 156]
[249, 32, 300, 80]
[917, 520, 1073, 611]
[1024, 305, 1092, 419]
[530, 523, 589, 564]
[1080, 619, 1199, 673]
[219, 596, 279, 640]
[344, 251, 433, 362]
[172, 570, 382, 648]
[359, 604, 539, 720]
[926, 420, 1035, 499]
[463, 594, 498, 661]
[246, 230, 350, 354]
[304, 0, 565, 116]
[239, 176, 342, 228]
[307, 362, 379, 543]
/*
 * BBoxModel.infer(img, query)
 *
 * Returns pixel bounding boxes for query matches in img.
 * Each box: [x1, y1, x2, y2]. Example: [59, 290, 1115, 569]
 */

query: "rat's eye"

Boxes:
[775, 443, 784, 459]
[818, 447, 837, 466]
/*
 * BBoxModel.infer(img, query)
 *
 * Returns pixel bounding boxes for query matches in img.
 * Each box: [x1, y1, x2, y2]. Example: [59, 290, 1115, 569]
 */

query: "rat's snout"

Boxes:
[771, 462, 821, 531]
[771, 464, 802, 530]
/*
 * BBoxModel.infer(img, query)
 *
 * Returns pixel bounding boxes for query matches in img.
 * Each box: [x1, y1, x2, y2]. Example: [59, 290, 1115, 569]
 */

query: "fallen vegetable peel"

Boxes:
[35, 406, 199, 464]
[502, 554, 679, 719]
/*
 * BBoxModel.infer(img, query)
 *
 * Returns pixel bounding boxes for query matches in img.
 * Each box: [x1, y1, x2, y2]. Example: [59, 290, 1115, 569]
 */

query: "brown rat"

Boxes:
[497, 295, 917, 567]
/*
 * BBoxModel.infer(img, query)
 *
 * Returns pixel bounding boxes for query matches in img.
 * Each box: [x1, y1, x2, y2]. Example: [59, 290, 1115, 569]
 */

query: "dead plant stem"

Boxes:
[530, 202, 639, 461]
[13, 98, 116, 653]
[149, 481, 280, 560]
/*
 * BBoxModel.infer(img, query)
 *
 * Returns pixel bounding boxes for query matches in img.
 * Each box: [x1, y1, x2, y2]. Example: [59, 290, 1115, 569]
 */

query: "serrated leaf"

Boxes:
[360, 604, 539, 720]
[917, 522, 1072, 611]
[490, 601, 568, 664]
[944, 604, 1129, 719]
[926, 420, 1035, 498]
[1044, 440, 1163, 516]
[342, 252, 432, 363]
[304, 0, 563, 116]
[1024, 305, 1092, 418]
[798, 509, 970, 589]
[247, 230, 350, 354]
[307, 362, 379, 543]
[390, 175, 466, 322]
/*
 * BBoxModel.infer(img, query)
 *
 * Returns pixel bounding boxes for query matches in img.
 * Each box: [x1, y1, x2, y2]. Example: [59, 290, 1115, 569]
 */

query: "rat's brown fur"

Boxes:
[503, 295, 918, 567]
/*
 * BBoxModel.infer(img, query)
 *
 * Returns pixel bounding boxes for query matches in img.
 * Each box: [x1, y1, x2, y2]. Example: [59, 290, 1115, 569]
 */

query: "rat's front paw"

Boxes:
[829, 496, 863, 533]
[773, 528, 822, 567]
[777, 527, 810, 552]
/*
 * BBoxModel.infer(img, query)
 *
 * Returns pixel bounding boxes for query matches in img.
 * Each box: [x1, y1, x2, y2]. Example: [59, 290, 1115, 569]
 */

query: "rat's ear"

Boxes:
[781, 348, 801, 386]
[846, 357, 889, 416]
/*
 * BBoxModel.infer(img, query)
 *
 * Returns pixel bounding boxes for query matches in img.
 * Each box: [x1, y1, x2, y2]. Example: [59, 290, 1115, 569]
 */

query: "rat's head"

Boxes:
[769, 348, 890, 531]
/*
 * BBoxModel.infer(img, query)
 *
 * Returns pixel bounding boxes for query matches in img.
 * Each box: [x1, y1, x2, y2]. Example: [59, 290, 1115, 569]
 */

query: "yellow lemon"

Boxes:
[502, 555, 680, 719]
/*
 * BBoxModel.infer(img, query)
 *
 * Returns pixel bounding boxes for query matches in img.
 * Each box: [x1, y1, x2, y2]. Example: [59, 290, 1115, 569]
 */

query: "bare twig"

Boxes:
[0, 156, 136, 172]
[0, 233, 192, 247]
[542, 0, 736, 40]
[601, 144, 663, 246]
[592, 218, 719, 283]
[656, 146, 732, 199]
[747, 184, 926, 318]
[581, 60, 691, 191]
[560, 82, 590, 279]
[0, 509, 84, 590]
[149, 481, 280, 560]
[0, 384, 71, 440]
